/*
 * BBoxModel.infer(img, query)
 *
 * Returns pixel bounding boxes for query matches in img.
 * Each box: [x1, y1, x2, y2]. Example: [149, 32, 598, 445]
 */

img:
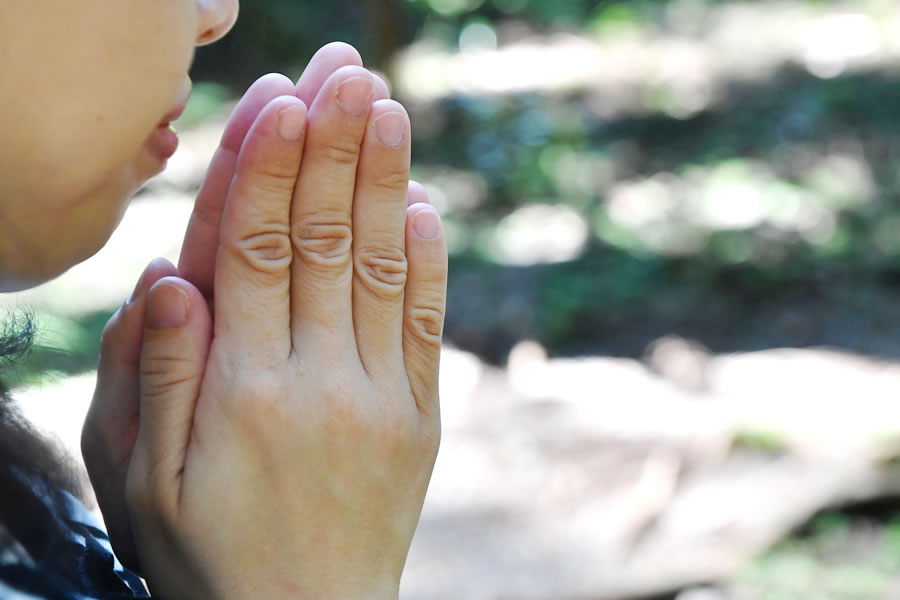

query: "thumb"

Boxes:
[83, 257, 177, 573]
[132, 276, 212, 509]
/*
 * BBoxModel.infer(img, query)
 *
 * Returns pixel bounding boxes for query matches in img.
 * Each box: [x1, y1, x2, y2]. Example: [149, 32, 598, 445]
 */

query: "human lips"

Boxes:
[159, 76, 193, 128]
[146, 77, 193, 162]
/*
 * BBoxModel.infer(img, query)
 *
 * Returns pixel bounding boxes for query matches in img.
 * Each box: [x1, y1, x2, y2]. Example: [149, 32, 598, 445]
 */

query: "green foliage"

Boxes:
[67, 0, 900, 366]
[175, 82, 230, 128]
[190, 0, 606, 85]
[1, 311, 112, 390]
[411, 57, 900, 361]
[406, 0, 601, 24]
[731, 428, 790, 455]
[738, 510, 900, 599]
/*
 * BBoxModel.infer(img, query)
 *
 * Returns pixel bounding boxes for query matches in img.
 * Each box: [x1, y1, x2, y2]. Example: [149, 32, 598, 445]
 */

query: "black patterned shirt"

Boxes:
[0, 469, 148, 599]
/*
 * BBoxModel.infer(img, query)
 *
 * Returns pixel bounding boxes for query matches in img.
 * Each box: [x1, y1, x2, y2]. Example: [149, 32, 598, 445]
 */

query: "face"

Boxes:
[0, 0, 238, 291]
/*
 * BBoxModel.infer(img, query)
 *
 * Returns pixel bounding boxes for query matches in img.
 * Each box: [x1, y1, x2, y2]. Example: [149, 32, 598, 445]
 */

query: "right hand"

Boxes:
[126, 47, 447, 598]
[82, 42, 397, 575]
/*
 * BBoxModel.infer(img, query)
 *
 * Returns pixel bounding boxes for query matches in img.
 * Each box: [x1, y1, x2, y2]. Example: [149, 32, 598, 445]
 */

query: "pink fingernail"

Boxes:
[147, 284, 190, 330]
[336, 76, 375, 117]
[374, 112, 407, 148]
[412, 208, 441, 240]
[278, 105, 306, 141]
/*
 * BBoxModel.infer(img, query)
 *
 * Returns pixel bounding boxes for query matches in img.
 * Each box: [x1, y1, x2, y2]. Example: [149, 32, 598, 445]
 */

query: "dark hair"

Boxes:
[0, 311, 36, 390]
[0, 314, 85, 550]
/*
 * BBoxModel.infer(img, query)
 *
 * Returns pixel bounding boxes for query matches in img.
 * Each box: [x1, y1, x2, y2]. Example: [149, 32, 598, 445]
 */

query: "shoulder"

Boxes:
[0, 470, 149, 600]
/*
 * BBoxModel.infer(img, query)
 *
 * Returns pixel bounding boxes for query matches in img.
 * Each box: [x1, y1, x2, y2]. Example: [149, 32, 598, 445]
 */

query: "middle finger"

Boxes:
[289, 66, 375, 352]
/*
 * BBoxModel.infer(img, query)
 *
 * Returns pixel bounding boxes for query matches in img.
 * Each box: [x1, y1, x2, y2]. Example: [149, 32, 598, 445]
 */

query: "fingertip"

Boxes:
[146, 279, 191, 331]
[295, 42, 364, 107]
[108, 258, 179, 366]
[126, 257, 178, 306]
[373, 73, 391, 100]
[405, 203, 448, 277]
[276, 100, 309, 142]
[370, 101, 410, 149]
[263, 94, 308, 127]
[221, 75, 297, 153]
[237, 95, 309, 164]
[410, 206, 442, 241]
[313, 41, 363, 67]
[247, 73, 296, 98]
[407, 181, 429, 207]
[136, 277, 213, 502]
[407, 202, 440, 228]
[402, 203, 448, 416]
[253, 72, 296, 88]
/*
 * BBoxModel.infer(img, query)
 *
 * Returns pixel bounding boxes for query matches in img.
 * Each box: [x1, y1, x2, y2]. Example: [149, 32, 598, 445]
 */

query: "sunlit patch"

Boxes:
[803, 13, 880, 79]
[487, 204, 589, 265]
[598, 152, 875, 260]
[459, 20, 497, 52]
[395, 2, 900, 126]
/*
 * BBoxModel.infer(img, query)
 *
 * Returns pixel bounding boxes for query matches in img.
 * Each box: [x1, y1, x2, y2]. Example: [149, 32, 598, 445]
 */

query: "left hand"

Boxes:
[81, 42, 390, 574]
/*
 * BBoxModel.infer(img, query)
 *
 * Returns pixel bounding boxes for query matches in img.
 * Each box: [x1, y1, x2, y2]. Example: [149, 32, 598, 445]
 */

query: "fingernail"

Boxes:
[412, 208, 441, 240]
[374, 112, 407, 148]
[336, 76, 374, 117]
[278, 104, 306, 141]
[147, 284, 190, 330]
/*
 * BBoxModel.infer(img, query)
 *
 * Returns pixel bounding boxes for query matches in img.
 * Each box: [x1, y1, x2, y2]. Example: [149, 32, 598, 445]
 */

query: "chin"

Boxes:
[0, 274, 48, 294]
[0, 244, 95, 293]
[3, 178, 142, 294]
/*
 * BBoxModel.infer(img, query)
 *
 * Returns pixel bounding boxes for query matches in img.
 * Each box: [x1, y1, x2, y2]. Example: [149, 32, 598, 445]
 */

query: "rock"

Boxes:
[644, 335, 712, 394]
[15, 344, 900, 599]
[400, 346, 900, 600]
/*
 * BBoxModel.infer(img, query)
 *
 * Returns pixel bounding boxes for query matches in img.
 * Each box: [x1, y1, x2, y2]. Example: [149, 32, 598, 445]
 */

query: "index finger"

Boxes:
[178, 73, 296, 297]
[179, 45, 371, 299]
[213, 95, 309, 365]
[294, 42, 390, 102]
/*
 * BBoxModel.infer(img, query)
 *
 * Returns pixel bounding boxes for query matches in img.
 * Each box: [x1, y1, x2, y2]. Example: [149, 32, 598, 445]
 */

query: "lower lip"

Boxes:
[145, 125, 179, 162]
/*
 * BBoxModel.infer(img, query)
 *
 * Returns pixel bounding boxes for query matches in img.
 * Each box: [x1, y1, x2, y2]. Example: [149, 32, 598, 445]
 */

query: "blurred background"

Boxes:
[6, 0, 900, 598]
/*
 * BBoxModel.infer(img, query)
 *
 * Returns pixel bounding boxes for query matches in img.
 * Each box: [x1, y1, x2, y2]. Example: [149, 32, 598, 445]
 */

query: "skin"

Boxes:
[1, 1, 448, 599]
[0, 0, 237, 289]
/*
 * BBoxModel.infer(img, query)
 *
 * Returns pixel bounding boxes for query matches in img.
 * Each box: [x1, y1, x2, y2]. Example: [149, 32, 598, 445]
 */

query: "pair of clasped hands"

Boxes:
[80, 43, 446, 600]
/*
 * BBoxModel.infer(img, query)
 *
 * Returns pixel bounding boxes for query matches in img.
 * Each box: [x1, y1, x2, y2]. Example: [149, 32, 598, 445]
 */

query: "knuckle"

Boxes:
[326, 400, 367, 436]
[314, 377, 372, 426]
[317, 377, 352, 412]
[231, 369, 283, 409]
[369, 164, 409, 194]
[355, 247, 408, 298]
[192, 196, 223, 228]
[229, 229, 293, 274]
[318, 137, 361, 168]
[291, 221, 352, 268]
[140, 356, 201, 397]
[249, 164, 299, 196]
[380, 409, 418, 449]
[322, 393, 371, 437]
[226, 372, 291, 436]
[407, 305, 445, 345]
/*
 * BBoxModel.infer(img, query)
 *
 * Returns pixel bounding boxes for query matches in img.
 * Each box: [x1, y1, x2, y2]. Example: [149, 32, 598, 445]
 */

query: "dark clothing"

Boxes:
[0, 469, 148, 599]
